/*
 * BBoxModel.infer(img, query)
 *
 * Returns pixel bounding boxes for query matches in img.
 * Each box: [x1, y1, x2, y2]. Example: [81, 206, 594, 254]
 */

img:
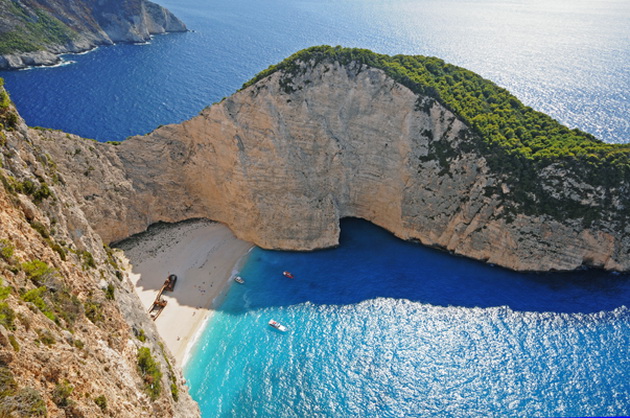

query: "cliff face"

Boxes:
[1, 48, 627, 413]
[0, 0, 186, 69]
[0, 93, 198, 416]
[37, 58, 630, 272]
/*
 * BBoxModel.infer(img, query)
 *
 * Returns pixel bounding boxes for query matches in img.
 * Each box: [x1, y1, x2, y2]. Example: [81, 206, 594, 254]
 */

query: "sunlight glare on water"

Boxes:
[0, 0, 628, 143]
[185, 220, 630, 417]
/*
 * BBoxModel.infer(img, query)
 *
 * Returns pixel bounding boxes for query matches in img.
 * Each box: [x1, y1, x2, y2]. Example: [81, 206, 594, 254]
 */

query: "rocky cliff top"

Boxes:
[0, 0, 187, 69]
[246, 46, 630, 183]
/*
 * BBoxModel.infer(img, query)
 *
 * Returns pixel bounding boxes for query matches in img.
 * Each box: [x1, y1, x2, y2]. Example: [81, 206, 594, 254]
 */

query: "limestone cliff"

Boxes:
[0, 0, 187, 70]
[0, 89, 198, 416]
[1, 45, 628, 412]
[35, 48, 630, 272]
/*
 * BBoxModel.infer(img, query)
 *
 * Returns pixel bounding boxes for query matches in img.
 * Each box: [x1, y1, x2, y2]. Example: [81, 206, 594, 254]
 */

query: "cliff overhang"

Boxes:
[2, 46, 629, 275]
[27, 46, 629, 273]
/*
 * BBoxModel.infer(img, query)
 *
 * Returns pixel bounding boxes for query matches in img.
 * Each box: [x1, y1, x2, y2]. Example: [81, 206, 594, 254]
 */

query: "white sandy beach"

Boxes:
[118, 219, 253, 365]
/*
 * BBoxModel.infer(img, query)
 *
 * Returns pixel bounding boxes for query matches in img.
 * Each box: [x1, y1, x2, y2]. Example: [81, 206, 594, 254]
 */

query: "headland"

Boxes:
[1, 45, 628, 416]
[0, 0, 187, 70]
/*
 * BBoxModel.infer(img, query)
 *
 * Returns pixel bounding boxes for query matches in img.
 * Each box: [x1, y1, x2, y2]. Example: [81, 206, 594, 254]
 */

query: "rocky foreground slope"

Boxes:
[0, 0, 186, 69]
[0, 86, 198, 416]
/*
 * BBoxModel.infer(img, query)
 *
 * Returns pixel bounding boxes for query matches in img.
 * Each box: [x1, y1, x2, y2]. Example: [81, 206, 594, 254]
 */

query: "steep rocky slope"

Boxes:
[0, 0, 186, 69]
[0, 88, 198, 416]
[34, 48, 630, 272]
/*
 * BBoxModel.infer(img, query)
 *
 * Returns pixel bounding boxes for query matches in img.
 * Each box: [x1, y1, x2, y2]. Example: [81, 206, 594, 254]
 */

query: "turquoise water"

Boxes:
[0, 0, 628, 143]
[1, 0, 628, 415]
[185, 220, 630, 417]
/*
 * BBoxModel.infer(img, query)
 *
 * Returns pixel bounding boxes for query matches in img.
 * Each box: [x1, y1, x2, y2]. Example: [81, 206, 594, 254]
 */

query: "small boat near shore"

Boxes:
[234, 276, 245, 284]
[268, 319, 288, 332]
[283, 271, 294, 279]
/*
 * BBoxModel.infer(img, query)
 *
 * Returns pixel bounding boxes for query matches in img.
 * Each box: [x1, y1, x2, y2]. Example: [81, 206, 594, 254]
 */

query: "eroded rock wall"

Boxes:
[112, 60, 629, 272]
[33, 59, 630, 272]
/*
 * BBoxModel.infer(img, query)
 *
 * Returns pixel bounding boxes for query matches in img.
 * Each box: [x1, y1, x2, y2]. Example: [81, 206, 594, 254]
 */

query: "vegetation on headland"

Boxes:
[243, 46, 630, 223]
[0, 277, 14, 331]
[244, 46, 630, 179]
[0, 79, 18, 131]
[1, 277, 47, 415]
[0, 1, 77, 55]
[0, 366, 47, 416]
[0, 102, 192, 412]
[20, 260, 83, 328]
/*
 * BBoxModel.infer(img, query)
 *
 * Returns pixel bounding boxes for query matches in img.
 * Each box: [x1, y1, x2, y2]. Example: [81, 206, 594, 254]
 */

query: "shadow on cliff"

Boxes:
[214, 219, 630, 316]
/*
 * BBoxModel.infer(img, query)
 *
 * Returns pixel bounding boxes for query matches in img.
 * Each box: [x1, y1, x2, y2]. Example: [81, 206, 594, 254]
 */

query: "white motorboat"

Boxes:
[268, 319, 288, 332]
[234, 276, 245, 284]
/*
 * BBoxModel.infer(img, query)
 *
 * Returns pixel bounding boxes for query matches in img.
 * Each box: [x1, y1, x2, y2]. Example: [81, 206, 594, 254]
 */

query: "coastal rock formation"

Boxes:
[0, 0, 187, 69]
[35, 49, 630, 272]
[1, 45, 628, 414]
[0, 91, 198, 416]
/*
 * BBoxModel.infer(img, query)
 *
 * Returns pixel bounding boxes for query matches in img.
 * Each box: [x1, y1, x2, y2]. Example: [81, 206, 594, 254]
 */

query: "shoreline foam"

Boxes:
[117, 219, 253, 365]
[181, 245, 256, 367]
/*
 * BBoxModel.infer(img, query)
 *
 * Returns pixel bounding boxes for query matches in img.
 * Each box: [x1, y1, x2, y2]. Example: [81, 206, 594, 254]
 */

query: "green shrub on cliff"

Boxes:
[0, 386, 47, 416]
[137, 347, 162, 400]
[0, 80, 10, 110]
[22, 284, 81, 328]
[0, 278, 16, 331]
[22, 260, 56, 286]
[32, 182, 52, 203]
[242, 46, 630, 188]
[36, 328, 56, 346]
[0, 279, 9, 300]
[83, 300, 103, 324]
[0, 79, 18, 130]
[0, 5, 77, 54]
[0, 365, 17, 400]
[18, 389, 47, 416]
[104, 283, 115, 300]
[79, 250, 96, 270]
[158, 341, 179, 401]
[19, 261, 82, 327]
[0, 299, 15, 331]
[94, 394, 107, 411]
[51, 380, 73, 408]
[0, 239, 15, 263]
[22, 287, 55, 321]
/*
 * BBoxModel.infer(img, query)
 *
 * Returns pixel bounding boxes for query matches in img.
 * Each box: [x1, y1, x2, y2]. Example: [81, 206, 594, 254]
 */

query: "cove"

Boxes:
[184, 219, 630, 417]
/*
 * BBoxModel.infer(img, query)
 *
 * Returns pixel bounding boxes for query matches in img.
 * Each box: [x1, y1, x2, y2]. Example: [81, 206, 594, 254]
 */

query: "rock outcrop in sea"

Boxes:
[34, 47, 630, 272]
[0, 0, 187, 70]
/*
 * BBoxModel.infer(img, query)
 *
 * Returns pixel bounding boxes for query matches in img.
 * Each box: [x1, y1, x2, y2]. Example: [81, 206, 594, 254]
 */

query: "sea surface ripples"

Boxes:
[0, 0, 628, 143]
[187, 301, 629, 417]
[185, 220, 630, 417]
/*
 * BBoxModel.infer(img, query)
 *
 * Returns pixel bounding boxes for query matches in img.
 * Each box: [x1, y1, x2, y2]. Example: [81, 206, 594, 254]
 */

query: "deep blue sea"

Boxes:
[1, 0, 629, 416]
[185, 220, 630, 417]
[0, 0, 628, 143]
